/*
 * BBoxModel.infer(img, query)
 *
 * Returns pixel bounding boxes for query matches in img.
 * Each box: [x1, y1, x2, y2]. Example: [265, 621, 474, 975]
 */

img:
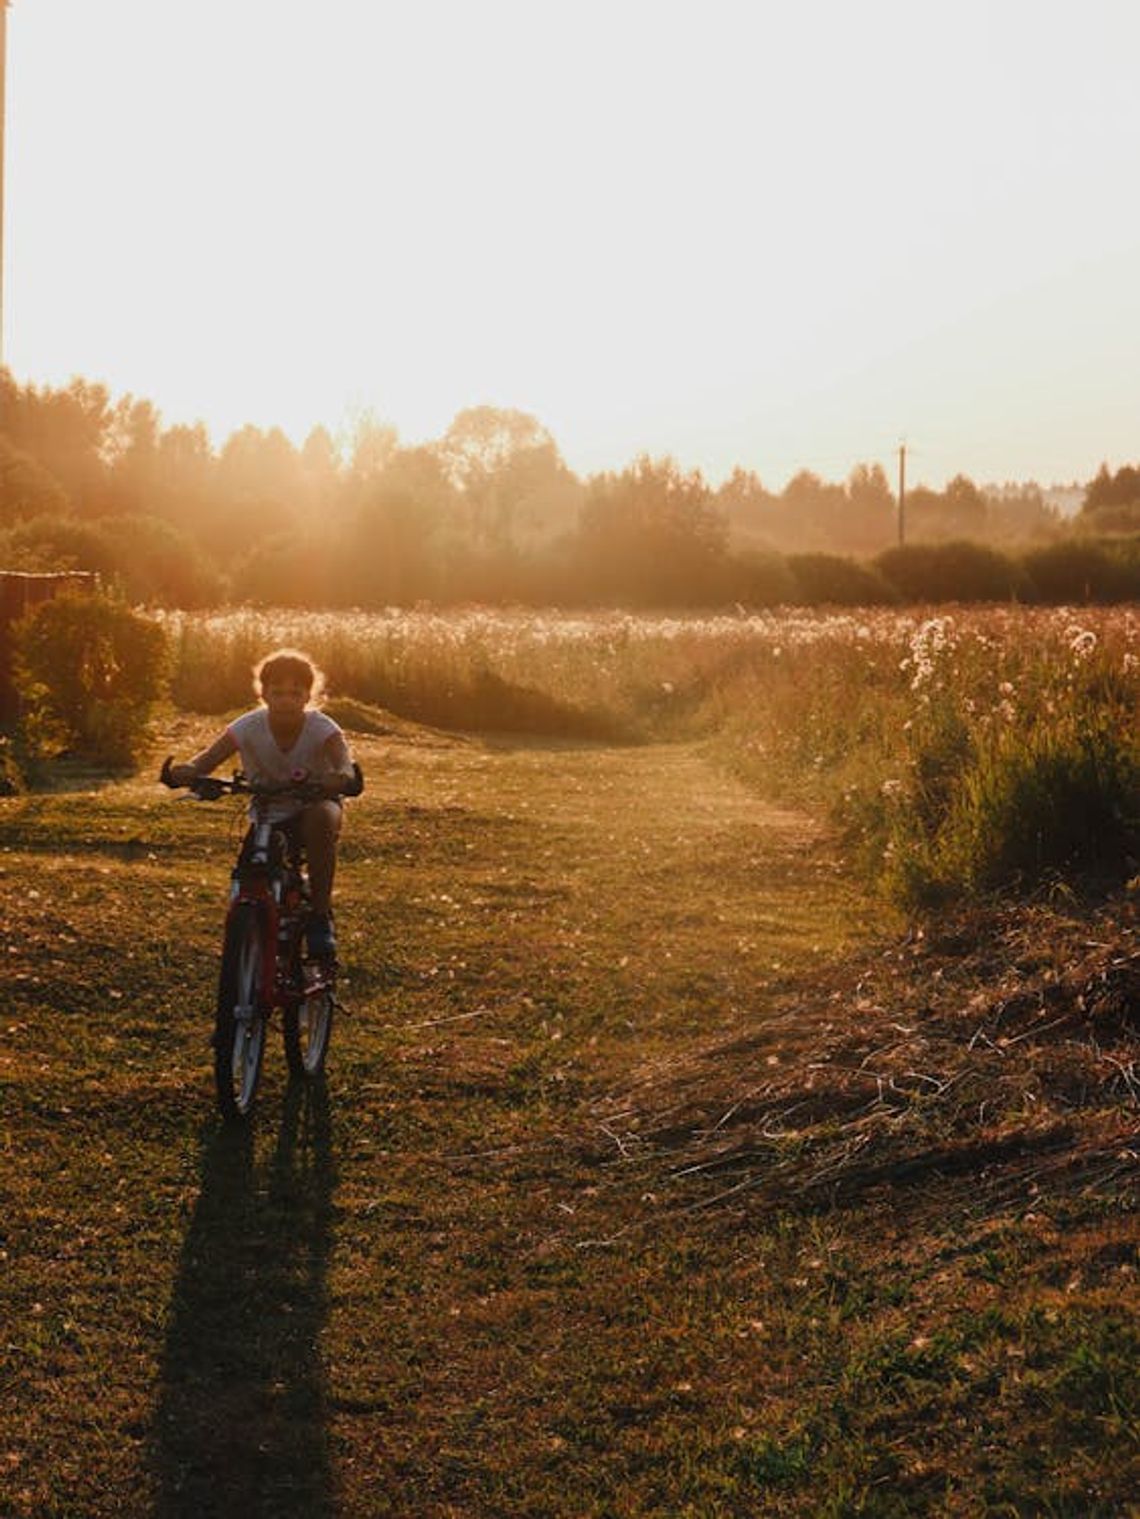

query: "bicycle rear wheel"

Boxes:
[283, 961, 334, 1079]
[214, 903, 269, 1121]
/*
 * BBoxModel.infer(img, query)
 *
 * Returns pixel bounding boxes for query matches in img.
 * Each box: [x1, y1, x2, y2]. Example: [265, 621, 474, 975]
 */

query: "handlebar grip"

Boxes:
[159, 756, 177, 788]
[343, 762, 365, 799]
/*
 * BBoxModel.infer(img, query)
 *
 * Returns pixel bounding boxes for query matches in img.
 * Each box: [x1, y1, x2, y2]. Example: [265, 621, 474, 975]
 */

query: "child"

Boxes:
[168, 648, 355, 957]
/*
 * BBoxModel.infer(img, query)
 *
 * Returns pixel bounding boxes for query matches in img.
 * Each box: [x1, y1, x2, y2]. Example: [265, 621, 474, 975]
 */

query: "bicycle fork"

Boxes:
[226, 886, 280, 1019]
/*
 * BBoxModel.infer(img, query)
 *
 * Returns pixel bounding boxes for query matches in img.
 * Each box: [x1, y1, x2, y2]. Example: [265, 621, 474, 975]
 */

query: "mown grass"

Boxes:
[2, 698, 1137, 1516]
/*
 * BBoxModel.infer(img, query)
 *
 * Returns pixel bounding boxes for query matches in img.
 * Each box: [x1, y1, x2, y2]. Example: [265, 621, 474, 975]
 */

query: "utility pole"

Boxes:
[897, 441, 907, 547]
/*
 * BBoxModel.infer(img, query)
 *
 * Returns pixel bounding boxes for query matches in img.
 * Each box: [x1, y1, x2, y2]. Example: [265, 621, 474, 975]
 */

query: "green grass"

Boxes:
[2, 710, 1137, 1516]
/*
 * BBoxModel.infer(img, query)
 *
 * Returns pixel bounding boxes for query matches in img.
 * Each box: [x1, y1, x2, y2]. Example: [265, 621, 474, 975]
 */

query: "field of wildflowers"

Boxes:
[5, 603, 1136, 1513]
[162, 604, 1140, 906]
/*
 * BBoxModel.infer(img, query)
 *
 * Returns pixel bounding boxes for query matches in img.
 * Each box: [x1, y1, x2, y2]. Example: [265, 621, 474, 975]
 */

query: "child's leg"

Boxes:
[301, 800, 343, 916]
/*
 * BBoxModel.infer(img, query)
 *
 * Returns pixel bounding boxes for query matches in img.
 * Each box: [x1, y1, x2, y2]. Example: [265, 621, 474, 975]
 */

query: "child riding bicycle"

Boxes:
[166, 647, 356, 958]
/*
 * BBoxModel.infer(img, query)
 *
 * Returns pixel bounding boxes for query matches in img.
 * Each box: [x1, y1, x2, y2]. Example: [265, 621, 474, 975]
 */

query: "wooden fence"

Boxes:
[0, 571, 98, 726]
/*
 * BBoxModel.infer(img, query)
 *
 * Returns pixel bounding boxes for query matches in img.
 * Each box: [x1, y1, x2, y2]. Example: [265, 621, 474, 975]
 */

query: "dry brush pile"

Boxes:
[582, 898, 1139, 1233]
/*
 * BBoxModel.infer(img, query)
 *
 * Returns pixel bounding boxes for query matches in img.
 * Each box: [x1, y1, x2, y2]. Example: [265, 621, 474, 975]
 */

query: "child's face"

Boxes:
[263, 676, 310, 718]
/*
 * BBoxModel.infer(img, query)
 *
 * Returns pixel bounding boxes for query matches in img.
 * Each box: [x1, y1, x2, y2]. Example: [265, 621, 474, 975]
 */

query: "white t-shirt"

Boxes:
[227, 707, 346, 819]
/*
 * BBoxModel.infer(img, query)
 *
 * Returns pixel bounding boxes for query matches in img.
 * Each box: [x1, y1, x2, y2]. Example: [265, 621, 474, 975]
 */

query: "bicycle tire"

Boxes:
[283, 960, 334, 1080]
[214, 902, 269, 1121]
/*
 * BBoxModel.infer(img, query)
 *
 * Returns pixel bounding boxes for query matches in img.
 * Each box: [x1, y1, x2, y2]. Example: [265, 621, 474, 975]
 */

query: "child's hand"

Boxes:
[167, 762, 199, 787]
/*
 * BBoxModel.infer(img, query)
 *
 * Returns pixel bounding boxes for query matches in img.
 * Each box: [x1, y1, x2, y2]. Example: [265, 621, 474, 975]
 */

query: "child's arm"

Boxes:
[167, 730, 238, 787]
[318, 730, 355, 796]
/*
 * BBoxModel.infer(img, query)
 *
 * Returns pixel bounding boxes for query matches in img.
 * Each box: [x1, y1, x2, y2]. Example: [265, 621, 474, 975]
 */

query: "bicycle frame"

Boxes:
[227, 805, 301, 1020]
[236, 806, 345, 1006]
[160, 756, 363, 1118]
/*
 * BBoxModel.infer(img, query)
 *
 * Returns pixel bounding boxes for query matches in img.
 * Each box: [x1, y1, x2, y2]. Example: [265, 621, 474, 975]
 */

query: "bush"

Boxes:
[102, 514, 224, 607]
[787, 552, 897, 607]
[874, 540, 1025, 603]
[1105, 535, 1140, 597]
[13, 592, 169, 767]
[1021, 539, 1130, 604]
[230, 531, 338, 608]
[0, 514, 117, 576]
[878, 683, 1139, 908]
[0, 734, 23, 794]
[727, 548, 798, 608]
[937, 715, 1139, 897]
[0, 438, 71, 524]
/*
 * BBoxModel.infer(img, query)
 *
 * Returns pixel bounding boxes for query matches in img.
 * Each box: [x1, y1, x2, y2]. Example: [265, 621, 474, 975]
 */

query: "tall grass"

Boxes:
[161, 604, 1140, 906]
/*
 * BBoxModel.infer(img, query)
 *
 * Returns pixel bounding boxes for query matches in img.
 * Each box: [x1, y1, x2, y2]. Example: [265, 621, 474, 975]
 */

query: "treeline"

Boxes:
[1, 370, 1138, 608]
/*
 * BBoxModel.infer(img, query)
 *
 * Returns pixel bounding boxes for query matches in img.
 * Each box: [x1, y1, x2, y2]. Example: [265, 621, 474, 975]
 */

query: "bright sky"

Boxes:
[5, 0, 1140, 489]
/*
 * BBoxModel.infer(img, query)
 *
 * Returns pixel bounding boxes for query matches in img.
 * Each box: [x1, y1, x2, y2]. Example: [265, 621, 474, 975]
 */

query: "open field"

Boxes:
[1, 693, 1137, 1516]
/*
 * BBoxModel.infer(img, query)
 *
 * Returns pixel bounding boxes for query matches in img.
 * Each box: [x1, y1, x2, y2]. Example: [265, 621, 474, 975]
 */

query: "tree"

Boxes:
[0, 372, 115, 513]
[716, 467, 779, 550]
[299, 425, 342, 513]
[942, 475, 987, 536]
[575, 456, 729, 606]
[1084, 462, 1140, 512]
[347, 412, 399, 482]
[154, 422, 217, 524]
[438, 406, 577, 550]
[1081, 462, 1140, 532]
[104, 396, 162, 516]
[0, 437, 71, 525]
[903, 485, 945, 540]
[338, 446, 456, 604]
[982, 483, 1058, 543]
[845, 463, 896, 552]
[216, 425, 304, 536]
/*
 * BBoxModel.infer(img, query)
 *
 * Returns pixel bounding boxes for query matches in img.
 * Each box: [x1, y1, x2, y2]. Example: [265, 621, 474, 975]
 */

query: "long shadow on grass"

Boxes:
[151, 1081, 337, 1519]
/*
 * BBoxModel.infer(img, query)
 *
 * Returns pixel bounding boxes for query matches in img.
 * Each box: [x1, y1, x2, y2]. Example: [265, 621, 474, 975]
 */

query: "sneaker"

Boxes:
[305, 912, 337, 959]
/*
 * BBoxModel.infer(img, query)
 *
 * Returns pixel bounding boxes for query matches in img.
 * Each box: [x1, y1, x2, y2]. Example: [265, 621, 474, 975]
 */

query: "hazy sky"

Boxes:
[5, 0, 1140, 488]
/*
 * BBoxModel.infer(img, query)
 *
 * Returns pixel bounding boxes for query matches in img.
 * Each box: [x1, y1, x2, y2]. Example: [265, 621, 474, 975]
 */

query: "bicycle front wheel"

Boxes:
[214, 903, 269, 1121]
[283, 965, 334, 1080]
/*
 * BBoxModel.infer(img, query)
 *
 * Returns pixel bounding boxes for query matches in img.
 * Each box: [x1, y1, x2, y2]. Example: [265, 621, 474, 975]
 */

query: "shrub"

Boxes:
[1105, 535, 1140, 598]
[102, 513, 224, 607]
[1021, 539, 1129, 604]
[874, 540, 1025, 603]
[919, 714, 1140, 900]
[13, 592, 169, 767]
[787, 552, 897, 607]
[0, 734, 23, 794]
[230, 531, 338, 608]
[0, 514, 117, 575]
[877, 632, 1139, 906]
[0, 438, 71, 524]
[728, 548, 798, 607]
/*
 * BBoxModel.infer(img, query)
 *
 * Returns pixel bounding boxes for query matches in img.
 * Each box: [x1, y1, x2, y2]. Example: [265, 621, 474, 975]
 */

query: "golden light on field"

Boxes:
[6, 1, 1140, 488]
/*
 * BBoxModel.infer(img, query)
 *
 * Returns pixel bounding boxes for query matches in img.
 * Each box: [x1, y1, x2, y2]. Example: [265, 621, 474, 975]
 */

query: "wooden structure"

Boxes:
[0, 570, 98, 725]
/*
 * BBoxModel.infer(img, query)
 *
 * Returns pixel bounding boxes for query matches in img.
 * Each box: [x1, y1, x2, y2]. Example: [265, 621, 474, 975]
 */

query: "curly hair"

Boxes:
[252, 647, 327, 705]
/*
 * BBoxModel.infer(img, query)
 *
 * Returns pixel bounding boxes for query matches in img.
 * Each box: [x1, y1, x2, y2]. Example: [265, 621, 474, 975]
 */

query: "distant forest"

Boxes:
[1, 371, 1138, 608]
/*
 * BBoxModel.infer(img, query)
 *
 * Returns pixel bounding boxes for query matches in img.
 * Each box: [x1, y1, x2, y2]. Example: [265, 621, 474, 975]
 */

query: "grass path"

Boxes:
[2, 724, 1136, 1516]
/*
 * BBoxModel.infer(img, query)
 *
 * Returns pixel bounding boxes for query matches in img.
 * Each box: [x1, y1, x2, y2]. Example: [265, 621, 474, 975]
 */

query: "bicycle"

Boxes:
[160, 756, 364, 1121]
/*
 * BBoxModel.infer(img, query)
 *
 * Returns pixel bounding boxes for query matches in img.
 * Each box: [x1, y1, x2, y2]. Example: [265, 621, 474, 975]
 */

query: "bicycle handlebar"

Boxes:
[159, 756, 364, 801]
